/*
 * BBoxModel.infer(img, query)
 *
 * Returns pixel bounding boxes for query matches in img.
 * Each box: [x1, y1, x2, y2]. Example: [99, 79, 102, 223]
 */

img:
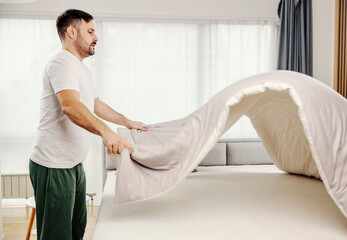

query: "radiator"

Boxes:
[1, 174, 34, 199]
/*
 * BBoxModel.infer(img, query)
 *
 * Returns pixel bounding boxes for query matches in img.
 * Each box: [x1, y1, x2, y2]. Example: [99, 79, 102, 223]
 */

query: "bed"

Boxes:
[94, 167, 347, 240]
[93, 139, 347, 240]
[111, 71, 347, 218]
[94, 71, 347, 239]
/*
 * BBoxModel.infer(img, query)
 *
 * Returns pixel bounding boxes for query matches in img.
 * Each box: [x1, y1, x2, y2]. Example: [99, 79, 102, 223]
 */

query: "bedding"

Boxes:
[94, 166, 347, 240]
[110, 70, 347, 218]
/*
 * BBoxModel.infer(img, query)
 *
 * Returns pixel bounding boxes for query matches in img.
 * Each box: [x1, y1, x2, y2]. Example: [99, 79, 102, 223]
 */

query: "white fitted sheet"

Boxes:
[93, 165, 347, 240]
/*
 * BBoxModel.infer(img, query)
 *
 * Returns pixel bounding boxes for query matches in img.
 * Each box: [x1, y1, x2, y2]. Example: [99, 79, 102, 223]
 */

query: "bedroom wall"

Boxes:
[0, 0, 279, 20]
[312, 0, 335, 88]
[0, 0, 335, 87]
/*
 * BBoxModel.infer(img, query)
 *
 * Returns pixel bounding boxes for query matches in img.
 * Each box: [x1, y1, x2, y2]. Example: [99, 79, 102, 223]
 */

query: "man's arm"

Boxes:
[56, 89, 133, 154]
[94, 97, 147, 131]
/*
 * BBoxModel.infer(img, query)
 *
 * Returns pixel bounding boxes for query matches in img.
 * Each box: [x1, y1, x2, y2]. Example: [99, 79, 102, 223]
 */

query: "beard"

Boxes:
[74, 33, 96, 59]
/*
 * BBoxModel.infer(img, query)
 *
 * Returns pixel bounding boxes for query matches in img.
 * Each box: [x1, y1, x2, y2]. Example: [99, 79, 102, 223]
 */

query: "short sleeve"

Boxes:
[87, 68, 98, 99]
[94, 86, 98, 98]
[47, 57, 80, 94]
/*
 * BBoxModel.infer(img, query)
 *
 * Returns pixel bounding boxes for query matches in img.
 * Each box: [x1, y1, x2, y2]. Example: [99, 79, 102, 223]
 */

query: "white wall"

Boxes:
[312, 0, 335, 87]
[0, 0, 279, 20]
[0, 162, 2, 239]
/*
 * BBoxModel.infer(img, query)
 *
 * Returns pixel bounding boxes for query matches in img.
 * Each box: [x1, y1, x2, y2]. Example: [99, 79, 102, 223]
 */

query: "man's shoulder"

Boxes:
[46, 50, 78, 73]
[48, 50, 75, 64]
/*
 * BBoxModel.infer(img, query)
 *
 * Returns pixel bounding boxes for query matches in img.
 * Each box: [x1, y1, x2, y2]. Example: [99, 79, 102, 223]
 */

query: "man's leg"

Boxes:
[29, 160, 48, 240]
[29, 160, 77, 240]
[71, 163, 87, 240]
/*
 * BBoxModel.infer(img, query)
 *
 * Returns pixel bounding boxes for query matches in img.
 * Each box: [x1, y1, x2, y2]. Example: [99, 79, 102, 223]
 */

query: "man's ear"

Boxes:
[66, 26, 77, 40]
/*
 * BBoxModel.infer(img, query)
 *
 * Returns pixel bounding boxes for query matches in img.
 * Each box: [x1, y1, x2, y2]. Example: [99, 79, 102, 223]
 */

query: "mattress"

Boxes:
[93, 165, 347, 240]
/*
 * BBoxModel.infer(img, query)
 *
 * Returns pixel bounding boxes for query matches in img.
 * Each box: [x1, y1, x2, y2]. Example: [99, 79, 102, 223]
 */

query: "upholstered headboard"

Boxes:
[200, 138, 272, 166]
[102, 138, 272, 188]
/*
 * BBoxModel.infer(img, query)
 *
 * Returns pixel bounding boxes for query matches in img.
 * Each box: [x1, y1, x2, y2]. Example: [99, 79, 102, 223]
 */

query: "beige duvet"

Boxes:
[111, 70, 347, 218]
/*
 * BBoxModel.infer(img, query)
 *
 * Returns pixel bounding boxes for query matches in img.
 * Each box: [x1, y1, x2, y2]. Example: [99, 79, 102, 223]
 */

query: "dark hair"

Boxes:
[56, 9, 94, 40]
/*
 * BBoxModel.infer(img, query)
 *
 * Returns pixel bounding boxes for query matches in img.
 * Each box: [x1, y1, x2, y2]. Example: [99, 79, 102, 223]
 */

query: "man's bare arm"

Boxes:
[94, 97, 147, 131]
[56, 90, 133, 154]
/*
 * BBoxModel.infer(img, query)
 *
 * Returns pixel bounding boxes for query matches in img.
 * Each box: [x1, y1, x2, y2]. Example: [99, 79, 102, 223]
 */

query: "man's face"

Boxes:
[74, 19, 98, 59]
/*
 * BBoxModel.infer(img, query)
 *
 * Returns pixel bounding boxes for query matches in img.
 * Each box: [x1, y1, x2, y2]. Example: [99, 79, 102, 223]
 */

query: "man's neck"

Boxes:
[63, 46, 84, 62]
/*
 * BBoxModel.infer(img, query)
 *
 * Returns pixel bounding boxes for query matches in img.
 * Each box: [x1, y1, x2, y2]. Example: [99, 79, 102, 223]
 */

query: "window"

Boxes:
[0, 17, 278, 202]
[99, 20, 279, 137]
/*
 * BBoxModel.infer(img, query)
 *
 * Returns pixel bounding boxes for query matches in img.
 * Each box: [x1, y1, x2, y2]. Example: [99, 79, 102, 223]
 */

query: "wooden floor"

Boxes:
[2, 204, 99, 240]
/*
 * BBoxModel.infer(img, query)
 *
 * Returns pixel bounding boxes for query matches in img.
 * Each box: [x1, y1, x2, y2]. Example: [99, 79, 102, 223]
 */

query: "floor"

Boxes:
[2, 204, 99, 240]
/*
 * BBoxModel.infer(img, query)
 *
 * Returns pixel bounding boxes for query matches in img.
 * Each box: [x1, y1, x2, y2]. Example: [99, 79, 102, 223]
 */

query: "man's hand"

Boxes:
[126, 120, 148, 131]
[102, 128, 133, 154]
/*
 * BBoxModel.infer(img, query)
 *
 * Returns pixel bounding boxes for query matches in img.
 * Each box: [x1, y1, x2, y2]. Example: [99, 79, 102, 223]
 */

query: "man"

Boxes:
[29, 9, 147, 240]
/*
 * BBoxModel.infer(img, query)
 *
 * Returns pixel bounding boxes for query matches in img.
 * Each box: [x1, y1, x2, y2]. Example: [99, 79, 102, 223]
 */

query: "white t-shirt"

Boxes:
[30, 50, 97, 168]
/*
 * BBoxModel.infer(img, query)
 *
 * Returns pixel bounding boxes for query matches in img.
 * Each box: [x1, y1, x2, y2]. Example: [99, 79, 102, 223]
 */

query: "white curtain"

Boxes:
[99, 22, 199, 123]
[100, 20, 279, 138]
[202, 21, 279, 137]
[0, 17, 61, 174]
[0, 17, 278, 203]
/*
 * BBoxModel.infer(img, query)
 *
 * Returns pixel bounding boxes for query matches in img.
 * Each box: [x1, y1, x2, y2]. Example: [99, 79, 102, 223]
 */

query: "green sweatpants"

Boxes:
[29, 160, 87, 240]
